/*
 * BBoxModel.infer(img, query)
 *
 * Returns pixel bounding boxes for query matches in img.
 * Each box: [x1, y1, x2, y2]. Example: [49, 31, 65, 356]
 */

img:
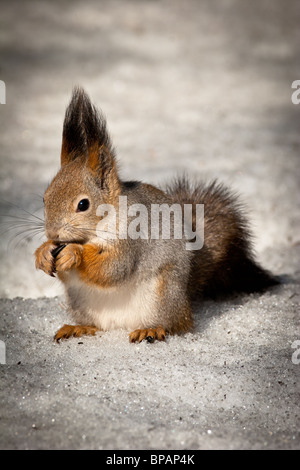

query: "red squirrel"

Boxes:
[35, 87, 278, 343]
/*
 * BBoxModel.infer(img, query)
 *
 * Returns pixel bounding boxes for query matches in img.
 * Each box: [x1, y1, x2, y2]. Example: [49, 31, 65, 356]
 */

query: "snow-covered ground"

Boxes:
[0, 0, 299, 449]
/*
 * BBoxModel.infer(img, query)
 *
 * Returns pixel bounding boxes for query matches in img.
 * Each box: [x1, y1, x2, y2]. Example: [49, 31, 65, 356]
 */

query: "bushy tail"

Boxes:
[165, 176, 279, 299]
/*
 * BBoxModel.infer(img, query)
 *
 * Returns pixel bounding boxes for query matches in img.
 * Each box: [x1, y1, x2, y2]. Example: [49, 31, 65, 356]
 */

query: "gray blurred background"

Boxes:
[0, 0, 300, 298]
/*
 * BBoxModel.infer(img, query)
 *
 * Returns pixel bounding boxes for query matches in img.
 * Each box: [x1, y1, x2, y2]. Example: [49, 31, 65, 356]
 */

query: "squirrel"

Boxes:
[34, 87, 278, 343]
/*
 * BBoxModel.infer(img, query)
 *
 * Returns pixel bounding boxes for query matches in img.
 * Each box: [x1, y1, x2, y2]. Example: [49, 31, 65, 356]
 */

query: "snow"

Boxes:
[0, 250, 299, 449]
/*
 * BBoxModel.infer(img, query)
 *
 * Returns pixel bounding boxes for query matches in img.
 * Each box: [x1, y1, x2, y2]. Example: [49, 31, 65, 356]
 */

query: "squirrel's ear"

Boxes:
[61, 87, 88, 166]
[87, 143, 119, 191]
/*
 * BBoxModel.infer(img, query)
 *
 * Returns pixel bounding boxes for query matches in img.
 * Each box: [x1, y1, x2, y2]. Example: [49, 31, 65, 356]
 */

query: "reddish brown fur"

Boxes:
[76, 244, 121, 289]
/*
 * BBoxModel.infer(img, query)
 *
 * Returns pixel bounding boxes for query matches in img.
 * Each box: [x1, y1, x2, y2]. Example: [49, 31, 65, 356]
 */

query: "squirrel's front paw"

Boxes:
[34, 240, 58, 277]
[55, 244, 83, 273]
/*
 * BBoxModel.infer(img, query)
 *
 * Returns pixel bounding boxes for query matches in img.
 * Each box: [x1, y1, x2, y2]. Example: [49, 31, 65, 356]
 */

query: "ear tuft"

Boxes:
[60, 87, 116, 167]
[61, 87, 88, 165]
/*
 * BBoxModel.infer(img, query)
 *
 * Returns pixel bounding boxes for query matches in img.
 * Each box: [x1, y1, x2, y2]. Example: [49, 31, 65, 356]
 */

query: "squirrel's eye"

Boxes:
[77, 199, 90, 212]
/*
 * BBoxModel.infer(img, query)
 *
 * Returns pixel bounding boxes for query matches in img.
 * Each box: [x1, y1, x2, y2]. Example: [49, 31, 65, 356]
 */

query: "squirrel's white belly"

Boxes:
[63, 271, 158, 331]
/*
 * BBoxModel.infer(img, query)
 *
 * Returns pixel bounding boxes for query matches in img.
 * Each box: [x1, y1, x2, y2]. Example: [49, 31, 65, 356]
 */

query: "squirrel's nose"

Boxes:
[45, 227, 60, 241]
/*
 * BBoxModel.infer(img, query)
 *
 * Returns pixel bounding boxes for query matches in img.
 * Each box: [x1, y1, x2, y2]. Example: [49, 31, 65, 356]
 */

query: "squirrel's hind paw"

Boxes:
[129, 326, 166, 343]
[54, 324, 98, 342]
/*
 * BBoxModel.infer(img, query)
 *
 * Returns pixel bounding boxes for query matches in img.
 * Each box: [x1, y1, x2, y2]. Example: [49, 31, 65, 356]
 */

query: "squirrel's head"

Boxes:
[44, 87, 120, 244]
